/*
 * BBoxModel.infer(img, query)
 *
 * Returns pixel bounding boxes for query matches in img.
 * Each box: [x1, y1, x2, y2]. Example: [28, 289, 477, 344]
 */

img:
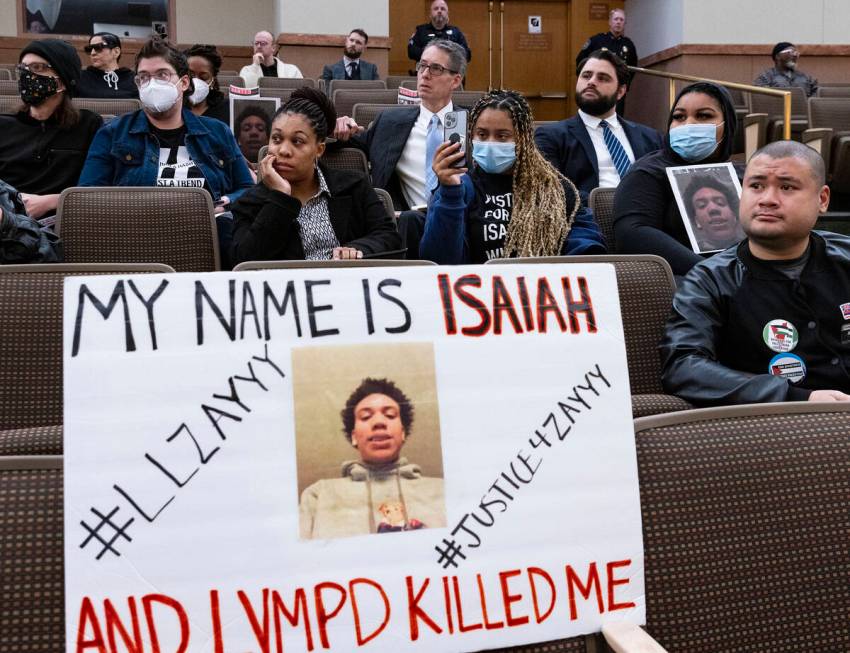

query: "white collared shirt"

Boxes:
[396, 101, 454, 209]
[578, 109, 636, 188]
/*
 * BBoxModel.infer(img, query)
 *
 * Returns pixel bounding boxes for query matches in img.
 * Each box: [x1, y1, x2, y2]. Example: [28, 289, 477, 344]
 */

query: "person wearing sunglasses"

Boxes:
[77, 32, 138, 99]
[0, 39, 102, 221]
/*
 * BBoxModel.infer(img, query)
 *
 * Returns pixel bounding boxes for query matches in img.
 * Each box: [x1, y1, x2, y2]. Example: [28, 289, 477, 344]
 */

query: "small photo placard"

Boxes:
[667, 162, 744, 254]
[229, 95, 280, 136]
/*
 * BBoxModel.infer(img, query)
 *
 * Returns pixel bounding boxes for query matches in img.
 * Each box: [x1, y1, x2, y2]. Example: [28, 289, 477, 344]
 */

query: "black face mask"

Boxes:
[18, 68, 60, 107]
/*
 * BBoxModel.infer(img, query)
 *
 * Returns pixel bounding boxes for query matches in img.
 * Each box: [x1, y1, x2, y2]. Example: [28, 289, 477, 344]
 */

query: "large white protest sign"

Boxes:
[64, 264, 644, 653]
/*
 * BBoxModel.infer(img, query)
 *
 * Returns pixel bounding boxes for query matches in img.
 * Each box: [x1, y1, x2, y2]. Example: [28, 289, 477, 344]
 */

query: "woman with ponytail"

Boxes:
[420, 89, 605, 263]
[230, 88, 401, 263]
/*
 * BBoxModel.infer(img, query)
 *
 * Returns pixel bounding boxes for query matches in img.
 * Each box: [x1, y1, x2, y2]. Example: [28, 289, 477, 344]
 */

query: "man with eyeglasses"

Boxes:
[239, 30, 303, 88]
[77, 32, 137, 99]
[78, 38, 253, 267]
[754, 42, 818, 98]
[0, 39, 102, 222]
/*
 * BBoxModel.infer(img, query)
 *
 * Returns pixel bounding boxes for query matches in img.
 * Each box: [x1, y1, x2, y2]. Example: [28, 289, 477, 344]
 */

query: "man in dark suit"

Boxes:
[536, 49, 662, 203]
[321, 29, 379, 82]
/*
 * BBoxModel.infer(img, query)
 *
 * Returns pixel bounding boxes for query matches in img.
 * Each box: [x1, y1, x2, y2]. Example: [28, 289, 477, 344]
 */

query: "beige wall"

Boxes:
[0, 0, 17, 37]
[278, 0, 388, 37]
[176, 0, 273, 46]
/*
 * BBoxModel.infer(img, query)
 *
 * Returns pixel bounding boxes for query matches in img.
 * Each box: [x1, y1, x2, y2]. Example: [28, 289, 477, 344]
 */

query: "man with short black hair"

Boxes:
[661, 140, 850, 405]
[536, 49, 661, 201]
[321, 29, 379, 82]
[754, 42, 818, 98]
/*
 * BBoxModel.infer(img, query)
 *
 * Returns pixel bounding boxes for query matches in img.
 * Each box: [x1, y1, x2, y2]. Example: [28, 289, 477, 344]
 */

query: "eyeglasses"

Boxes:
[415, 61, 458, 76]
[16, 62, 54, 75]
[134, 70, 178, 86]
[84, 43, 112, 54]
[254, 41, 272, 47]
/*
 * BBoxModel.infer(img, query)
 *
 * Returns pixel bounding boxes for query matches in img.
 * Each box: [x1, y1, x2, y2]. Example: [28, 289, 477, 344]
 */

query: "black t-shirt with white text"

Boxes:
[150, 125, 209, 192]
[467, 170, 513, 262]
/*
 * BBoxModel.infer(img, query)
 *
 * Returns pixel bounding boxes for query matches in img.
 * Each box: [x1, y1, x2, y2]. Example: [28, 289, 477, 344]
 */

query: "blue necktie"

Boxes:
[425, 114, 442, 194]
[600, 119, 631, 180]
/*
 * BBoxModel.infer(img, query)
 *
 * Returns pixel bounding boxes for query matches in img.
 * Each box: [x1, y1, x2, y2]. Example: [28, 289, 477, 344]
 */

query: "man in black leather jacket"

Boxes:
[0, 179, 61, 263]
[661, 140, 850, 405]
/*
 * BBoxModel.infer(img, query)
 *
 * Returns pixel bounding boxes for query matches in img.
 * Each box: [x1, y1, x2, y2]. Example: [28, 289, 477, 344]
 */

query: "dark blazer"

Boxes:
[321, 59, 379, 81]
[229, 165, 401, 264]
[349, 106, 420, 209]
[535, 114, 663, 200]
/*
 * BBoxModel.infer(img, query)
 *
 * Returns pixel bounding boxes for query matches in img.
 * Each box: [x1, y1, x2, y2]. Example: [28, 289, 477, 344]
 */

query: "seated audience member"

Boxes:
[0, 179, 61, 263]
[79, 38, 252, 213]
[754, 42, 817, 98]
[77, 32, 138, 99]
[682, 174, 744, 251]
[334, 39, 466, 211]
[613, 81, 738, 276]
[321, 29, 379, 82]
[230, 88, 401, 264]
[235, 106, 271, 171]
[421, 90, 605, 263]
[240, 30, 303, 87]
[0, 39, 103, 221]
[661, 141, 850, 405]
[184, 44, 229, 125]
[535, 49, 662, 202]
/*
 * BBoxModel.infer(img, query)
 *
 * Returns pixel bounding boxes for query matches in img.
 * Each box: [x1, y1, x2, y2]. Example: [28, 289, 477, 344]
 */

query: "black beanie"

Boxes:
[19, 39, 82, 96]
[772, 42, 795, 59]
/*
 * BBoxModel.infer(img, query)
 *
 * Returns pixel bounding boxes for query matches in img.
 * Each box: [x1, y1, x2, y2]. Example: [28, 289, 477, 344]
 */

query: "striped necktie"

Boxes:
[600, 119, 631, 180]
[425, 114, 441, 194]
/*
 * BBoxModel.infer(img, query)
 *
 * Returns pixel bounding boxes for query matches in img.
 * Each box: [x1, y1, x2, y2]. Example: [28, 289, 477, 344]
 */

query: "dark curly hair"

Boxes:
[184, 43, 222, 90]
[274, 87, 337, 142]
[340, 378, 414, 440]
[683, 174, 739, 218]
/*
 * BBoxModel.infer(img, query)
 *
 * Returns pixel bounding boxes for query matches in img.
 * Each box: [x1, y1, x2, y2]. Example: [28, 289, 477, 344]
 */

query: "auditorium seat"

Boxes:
[0, 263, 174, 432]
[0, 63, 17, 79]
[352, 102, 407, 128]
[0, 68, 10, 80]
[233, 258, 432, 271]
[72, 97, 141, 116]
[257, 145, 370, 177]
[803, 97, 850, 192]
[400, 79, 464, 91]
[56, 187, 220, 272]
[258, 77, 317, 90]
[485, 254, 691, 418]
[332, 88, 401, 118]
[258, 87, 294, 101]
[218, 74, 246, 90]
[628, 402, 850, 652]
[386, 75, 416, 89]
[588, 187, 616, 251]
[748, 86, 808, 142]
[453, 90, 486, 108]
[327, 79, 386, 96]
[818, 86, 850, 98]
[0, 79, 18, 94]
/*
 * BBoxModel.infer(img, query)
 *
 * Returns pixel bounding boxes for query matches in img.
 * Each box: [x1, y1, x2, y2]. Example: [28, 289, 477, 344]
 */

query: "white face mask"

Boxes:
[188, 78, 209, 106]
[139, 78, 180, 113]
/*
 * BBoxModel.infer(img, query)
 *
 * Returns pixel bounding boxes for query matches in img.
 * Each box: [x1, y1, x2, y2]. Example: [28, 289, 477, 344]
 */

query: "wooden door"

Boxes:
[389, 0, 571, 120]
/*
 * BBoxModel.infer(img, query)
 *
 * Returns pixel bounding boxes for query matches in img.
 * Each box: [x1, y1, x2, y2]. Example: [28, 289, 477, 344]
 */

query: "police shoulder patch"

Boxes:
[581, 39, 591, 50]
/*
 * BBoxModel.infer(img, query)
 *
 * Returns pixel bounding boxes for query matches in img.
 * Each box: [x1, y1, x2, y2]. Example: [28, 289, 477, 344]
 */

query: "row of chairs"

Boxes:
[2, 375, 847, 652]
[0, 254, 687, 435]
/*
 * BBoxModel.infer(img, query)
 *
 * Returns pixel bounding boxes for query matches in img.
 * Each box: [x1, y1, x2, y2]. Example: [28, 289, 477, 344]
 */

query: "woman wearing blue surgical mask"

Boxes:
[421, 89, 605, 264]
[613, 81, 741, 276]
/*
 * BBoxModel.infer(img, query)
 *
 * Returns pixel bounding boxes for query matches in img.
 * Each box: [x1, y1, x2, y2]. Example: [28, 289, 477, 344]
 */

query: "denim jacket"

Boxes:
[78, 108, 253, 203]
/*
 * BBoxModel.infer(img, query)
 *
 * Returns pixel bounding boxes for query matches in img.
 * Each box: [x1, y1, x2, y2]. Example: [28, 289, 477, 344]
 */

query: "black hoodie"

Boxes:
[612, 82, 741, 276]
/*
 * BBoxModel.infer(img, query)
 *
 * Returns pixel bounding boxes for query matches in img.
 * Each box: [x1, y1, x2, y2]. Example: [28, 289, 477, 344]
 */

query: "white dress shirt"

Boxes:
[578, 109, 636, 188]
[396, 101, 454, 210]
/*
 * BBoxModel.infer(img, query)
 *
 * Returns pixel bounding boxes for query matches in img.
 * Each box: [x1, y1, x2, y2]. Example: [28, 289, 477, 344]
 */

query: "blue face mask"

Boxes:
[472, 140, 516, 174]
[668, 122, 723, 162]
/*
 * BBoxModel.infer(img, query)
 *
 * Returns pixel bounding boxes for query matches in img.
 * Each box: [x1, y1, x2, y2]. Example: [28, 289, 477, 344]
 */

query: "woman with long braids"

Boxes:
[420, 89, 605, 263]
[230, 87, 401, 263]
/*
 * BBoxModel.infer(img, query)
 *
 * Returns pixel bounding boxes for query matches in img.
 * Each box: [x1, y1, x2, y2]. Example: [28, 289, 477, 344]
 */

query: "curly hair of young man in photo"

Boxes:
[469, 89, 580, 258]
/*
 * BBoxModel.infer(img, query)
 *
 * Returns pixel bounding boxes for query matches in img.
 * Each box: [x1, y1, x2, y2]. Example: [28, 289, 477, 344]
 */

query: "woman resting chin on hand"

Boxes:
[229, 87, 401, 264]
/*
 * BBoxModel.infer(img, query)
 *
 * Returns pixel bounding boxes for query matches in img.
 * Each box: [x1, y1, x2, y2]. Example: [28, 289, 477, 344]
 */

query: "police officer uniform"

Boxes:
[576, 32, 637, 69]
[407, 23, 472, 66]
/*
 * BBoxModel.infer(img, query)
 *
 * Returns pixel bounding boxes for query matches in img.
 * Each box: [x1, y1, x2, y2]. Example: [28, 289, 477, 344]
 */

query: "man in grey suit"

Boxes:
[321, 29, 379, 82]
[536, 49, 662, 203]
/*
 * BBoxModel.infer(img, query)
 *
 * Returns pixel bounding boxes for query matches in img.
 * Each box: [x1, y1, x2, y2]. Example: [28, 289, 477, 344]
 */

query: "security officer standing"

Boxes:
[408, 0, 471, 71]
[576, 8, 636, 114]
